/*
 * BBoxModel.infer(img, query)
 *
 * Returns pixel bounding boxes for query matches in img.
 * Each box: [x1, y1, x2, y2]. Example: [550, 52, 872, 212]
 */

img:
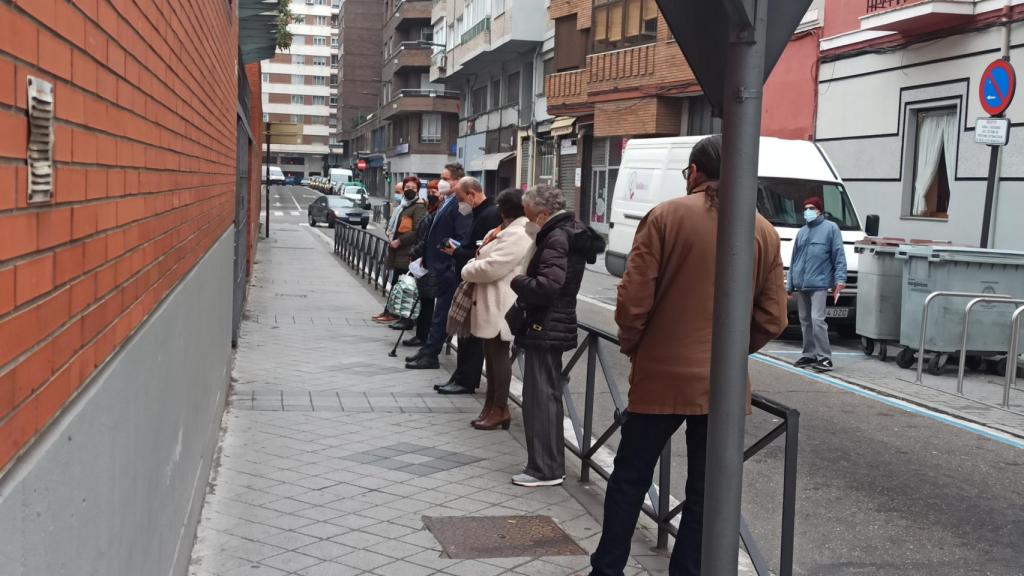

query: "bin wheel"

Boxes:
[964, 355, 983, 372]
[896, 347, 917, 369]
[861, 337, 875, 356]
[927, 353, 946, 376]
[878, 343, 889, 362]
[993, 357, 1010, 378]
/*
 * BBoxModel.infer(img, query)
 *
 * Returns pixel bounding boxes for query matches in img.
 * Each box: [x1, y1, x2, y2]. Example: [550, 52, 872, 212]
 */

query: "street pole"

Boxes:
[982, 3, 1012, 248]
[265, 122, 271, 238]
[701, 0, 767, 574]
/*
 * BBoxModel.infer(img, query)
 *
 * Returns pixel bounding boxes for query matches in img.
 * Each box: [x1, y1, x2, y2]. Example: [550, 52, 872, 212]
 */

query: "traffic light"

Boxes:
[384, 161, 392, 184]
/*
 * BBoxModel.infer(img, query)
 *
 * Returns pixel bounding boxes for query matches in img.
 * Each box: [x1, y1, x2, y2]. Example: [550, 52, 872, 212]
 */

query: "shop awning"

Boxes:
[550, 117, 576, 137]
[470, 151, 515, 172]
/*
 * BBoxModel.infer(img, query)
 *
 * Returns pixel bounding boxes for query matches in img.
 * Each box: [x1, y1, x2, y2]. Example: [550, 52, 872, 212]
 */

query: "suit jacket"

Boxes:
[615, 182, 788, 415]
[423, 197, 472, 277]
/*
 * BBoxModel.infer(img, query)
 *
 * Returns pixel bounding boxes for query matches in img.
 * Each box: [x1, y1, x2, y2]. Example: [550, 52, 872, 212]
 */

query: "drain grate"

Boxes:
[422, 515, 586, 559]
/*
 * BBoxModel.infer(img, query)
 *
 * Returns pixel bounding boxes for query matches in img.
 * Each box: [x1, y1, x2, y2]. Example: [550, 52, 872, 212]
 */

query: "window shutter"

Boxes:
[27, 77, 54, 204]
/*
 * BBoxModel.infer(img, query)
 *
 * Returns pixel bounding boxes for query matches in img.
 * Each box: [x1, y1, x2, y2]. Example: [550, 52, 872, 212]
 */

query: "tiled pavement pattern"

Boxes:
[188, 223, 659, 576]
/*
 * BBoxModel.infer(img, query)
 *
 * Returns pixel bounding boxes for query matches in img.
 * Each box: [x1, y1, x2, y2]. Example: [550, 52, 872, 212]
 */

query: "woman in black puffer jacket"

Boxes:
[509, 184, 594, 487]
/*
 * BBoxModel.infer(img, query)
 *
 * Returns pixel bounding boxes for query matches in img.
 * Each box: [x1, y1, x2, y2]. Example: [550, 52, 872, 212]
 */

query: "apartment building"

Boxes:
[350, 0, 460, 196]
[261, 0, 341, 180]
[816, 0, 1024, 249]
[432, 0, 552, 196]
[337, 0, 384, 181]
[544, 0, 824, 232]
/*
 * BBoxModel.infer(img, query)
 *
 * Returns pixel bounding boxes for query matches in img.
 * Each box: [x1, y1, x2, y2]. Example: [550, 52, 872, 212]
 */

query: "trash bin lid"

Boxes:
[897, 245, 1024, 264]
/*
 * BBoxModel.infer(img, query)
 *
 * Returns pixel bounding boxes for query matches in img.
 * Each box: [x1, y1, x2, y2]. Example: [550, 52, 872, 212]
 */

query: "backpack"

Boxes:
[572, 225, 607, 265]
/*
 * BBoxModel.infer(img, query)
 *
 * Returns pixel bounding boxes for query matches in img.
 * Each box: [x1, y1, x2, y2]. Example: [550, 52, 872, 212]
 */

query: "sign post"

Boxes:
[978, 59, 1015, 248]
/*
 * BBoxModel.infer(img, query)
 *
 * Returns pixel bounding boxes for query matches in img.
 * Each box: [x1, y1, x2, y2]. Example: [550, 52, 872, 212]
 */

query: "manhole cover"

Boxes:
[422, 515, 585, 559]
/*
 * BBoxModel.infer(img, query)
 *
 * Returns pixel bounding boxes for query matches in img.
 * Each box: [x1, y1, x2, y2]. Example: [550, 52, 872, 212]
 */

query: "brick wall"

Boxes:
[594, 96, 681, 137]
[0, 0, 241, 472]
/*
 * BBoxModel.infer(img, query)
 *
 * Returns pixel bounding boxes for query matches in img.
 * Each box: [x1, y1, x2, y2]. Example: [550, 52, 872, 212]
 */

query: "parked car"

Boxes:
[264, 166, 286, 185]
[301, 178, 310, 186]
[308, 195, 370, 228]
[286, 175, 301, 185]
[339, 184, 370, 207]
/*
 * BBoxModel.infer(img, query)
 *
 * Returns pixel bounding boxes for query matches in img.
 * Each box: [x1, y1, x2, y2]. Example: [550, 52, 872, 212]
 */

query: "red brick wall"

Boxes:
[0, 0, 240, 471]
[246, 62, 263, 279]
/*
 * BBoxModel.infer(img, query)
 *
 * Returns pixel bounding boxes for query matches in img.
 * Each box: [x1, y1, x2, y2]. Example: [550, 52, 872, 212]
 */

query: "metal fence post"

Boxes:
[779, 410, 799, 576]
[581, 334, 597, 482]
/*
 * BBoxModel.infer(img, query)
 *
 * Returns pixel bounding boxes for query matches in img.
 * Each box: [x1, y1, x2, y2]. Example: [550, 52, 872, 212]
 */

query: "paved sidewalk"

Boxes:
[187, 221, 661, 576]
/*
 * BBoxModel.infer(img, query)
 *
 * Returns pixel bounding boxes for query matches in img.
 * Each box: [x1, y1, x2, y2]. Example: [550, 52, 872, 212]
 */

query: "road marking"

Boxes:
[290, 211, 300, 216]
[766, 350, 863, 356]
[272, 211, 283, 216]
[577, 291, 1024, 448]
[291, 194, 302, 211]
[753, 353, 1024, 449]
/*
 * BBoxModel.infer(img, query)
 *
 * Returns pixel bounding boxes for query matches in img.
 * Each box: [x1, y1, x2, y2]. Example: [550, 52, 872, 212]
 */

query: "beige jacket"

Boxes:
[615, 184, 788, 415]
[461, 217, 533, 341]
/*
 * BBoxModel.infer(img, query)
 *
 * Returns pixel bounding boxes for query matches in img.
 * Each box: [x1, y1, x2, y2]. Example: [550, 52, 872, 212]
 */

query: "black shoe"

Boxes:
[405, 350, 425, 363]
[812, 358, 834, 372]
[402, 336, 424, 347]
[794, 357, 816, 368]
[406, 356, 440, 369]
[433, 373, 458, 391]
[390, 319, 415, 330]
[437, 382, 475, 395]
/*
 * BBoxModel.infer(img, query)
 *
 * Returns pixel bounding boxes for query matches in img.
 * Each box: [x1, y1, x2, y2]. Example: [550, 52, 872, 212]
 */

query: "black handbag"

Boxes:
[504, 302, 529, 336]
[416, 270, 439, 299]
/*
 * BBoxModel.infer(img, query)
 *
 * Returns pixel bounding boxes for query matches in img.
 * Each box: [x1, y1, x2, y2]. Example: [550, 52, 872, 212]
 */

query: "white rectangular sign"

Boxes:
[574, 167, 582, 187]
[975, 117, 1010, 146]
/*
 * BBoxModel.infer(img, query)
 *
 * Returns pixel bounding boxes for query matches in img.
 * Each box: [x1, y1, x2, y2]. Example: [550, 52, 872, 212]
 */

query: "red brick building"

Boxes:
[0, 1, 275, 573]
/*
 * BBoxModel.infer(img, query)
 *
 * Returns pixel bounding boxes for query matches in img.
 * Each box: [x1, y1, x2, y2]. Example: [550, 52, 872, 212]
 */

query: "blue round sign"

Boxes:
[980, 60, 1016, 116]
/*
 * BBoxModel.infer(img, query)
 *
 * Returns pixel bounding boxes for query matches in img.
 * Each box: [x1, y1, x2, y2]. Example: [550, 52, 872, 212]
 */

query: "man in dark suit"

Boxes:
[406, 164, 472, 369]
[435, 177, 501, 394]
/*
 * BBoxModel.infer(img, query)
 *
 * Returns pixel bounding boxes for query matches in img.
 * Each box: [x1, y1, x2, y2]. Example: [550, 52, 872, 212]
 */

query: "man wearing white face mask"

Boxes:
[787, 196, 847, 372]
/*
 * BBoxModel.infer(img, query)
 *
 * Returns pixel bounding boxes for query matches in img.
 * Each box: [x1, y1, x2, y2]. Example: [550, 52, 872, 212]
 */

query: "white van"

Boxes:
[265, 166, 286, 184]
[329, 168, 354, 192]
[607, 136, 873, 332]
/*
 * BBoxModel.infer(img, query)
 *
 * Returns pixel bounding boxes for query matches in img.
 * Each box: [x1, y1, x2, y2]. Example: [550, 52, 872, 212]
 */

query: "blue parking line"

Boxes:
[752, 353, 1024, 450]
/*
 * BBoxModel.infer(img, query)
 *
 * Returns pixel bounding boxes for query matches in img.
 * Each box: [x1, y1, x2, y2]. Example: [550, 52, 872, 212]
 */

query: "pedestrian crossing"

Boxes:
[271, 211, 301, 216]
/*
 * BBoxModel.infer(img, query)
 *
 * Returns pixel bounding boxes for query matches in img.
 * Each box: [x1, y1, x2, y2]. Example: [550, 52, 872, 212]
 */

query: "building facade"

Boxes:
[0, 1, 273, 574]
[337, 0, 384, 185]
[816, 0, 1024, 249]
[261, 0, 341, 180]
[348, 0, 460, 197]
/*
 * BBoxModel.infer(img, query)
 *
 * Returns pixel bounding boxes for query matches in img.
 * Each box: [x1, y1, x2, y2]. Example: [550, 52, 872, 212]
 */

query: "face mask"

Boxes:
[524, 221, 541, 236]
[458, 202, 472, 215]
[428, 195, 439, 207]
[803, 209, 818, 223]
[404, 189, 417, 201]
[393, 193, 403, 202]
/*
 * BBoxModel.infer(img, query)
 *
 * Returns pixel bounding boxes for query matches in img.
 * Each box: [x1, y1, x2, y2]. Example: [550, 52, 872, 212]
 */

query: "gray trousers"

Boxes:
[522, 349, 566, 480]
[796, 290, 831, 361]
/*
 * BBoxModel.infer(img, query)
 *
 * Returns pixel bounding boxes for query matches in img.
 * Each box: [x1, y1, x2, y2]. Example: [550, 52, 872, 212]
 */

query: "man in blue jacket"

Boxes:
[787, 197, 847, 372]
[406, 163, 472, 369]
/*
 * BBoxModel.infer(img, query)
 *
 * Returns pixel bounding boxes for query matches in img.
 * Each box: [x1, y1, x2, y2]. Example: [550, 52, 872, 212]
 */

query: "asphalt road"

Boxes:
[267, 185, 1024, 575]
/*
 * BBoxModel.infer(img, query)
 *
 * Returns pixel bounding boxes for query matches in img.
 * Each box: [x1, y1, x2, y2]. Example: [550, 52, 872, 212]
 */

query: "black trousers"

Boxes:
[453, 335, 484, 390]
[590, 412, 709, 576]
[415, 296, 434, 341]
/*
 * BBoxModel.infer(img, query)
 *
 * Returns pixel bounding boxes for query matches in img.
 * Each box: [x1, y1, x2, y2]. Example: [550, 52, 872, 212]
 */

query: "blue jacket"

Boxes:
[788, 216, 847, 292]
[423, 196, 472, 276]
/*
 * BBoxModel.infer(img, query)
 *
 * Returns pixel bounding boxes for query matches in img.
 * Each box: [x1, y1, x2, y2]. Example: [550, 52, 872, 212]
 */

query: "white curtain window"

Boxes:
[912, 110, 957, 216]
[421, 114, 442, 143]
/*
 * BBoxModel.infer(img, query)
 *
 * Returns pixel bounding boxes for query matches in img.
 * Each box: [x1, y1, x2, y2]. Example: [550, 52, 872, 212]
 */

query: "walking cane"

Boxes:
[388, 297, 420, 358]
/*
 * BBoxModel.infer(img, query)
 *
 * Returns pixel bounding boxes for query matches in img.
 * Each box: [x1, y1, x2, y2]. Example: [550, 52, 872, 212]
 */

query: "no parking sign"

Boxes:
[979, 59, 1016, 116]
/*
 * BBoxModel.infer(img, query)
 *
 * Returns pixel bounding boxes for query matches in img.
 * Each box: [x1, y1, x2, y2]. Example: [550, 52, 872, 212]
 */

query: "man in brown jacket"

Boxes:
[590, 135, 788, 576]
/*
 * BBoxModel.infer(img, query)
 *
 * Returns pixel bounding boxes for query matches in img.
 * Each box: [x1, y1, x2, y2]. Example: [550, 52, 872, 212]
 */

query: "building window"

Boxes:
[540, 59, 553, 95]
[312, 76, 327, 86]
[262, 73, 269, 83]
[537, 139, 555, 184]
[505, 72, 520, 106]
[292, 54, 305, 65]
[289, 114, 302, 124]
[313, 95, 326, 105]
[292, 74, 304, 85]
[593, 0, 658, 53]
[291, 95, 304, 104]
[420, 27, 434, 42]
[291, 35, 304, 46]
[315, 15, 328, 25]
[329, 96, 337, 106]
[472, 86, 488, 115]
[490, 79, 501, 109]
[686, 96, 722, 135]
[331, 54, 338, 66]
[421, 113, 442, 143]
[332, 37, 339, 47]
[908, 107, 957, 219]
[330, 74, 338, 86]
[311, 56, 326, 66]
[314, 36, 327, 46]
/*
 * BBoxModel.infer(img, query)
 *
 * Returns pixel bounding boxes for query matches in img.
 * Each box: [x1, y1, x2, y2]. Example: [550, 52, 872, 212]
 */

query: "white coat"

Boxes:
[461, 216, 534, 341]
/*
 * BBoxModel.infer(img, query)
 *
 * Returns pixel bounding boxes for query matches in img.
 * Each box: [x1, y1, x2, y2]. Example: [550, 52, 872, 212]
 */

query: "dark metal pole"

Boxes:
[779, 410, 800, 576]
[980, 143, 999, 248]
[264, 123, 272, 238]
[581, 336, 597, 483]
[656, 439, 672, 550]
[701, 1, 767, 574]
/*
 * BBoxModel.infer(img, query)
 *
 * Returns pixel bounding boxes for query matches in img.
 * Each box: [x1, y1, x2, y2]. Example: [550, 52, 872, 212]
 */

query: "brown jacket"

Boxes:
[615, 183, 788, 415]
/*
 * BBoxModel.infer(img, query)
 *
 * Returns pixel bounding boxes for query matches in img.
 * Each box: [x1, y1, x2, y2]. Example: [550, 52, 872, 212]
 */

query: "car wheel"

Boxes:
[361, 221, 368, 229]
[309, 214, 316, 227]
[327, 215, 336, 229]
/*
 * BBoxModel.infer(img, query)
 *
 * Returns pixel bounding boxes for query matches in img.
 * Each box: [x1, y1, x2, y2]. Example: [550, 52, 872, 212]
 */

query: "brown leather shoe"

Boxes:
[471, 406, 493, 427]
[473, 405, 511, 430]
[472, 384, 496, 426]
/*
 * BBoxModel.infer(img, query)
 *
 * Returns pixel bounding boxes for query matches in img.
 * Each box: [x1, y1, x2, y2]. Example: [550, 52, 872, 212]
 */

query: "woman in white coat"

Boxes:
[461, 189, 535, 430]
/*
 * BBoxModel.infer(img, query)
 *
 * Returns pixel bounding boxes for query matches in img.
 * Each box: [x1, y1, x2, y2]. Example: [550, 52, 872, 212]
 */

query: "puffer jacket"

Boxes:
[410, 211, 439, 298]
[511, 211, 592, 351]
[787, 215, 847, 292]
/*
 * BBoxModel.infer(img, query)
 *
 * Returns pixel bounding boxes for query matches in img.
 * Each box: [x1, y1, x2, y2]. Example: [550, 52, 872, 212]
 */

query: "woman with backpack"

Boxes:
[507, 184, 604, 487]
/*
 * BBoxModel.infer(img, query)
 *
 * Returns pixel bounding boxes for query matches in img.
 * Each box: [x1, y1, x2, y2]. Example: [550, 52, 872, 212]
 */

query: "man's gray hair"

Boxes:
[459, 176, 483, 195]
[523, 184, 566, 214]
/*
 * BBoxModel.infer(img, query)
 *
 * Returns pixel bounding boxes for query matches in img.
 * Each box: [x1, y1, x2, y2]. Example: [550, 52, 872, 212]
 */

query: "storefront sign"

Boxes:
[393, 143, 410, 155]
[560, 139, 577, 155]
[975, 117, 1011, 146]
[574, 167, 582, 187]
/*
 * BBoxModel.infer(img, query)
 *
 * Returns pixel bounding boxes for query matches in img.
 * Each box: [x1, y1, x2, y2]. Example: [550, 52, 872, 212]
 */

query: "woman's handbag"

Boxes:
[446, 281, 475, 338]
[504, 301, 528, 337]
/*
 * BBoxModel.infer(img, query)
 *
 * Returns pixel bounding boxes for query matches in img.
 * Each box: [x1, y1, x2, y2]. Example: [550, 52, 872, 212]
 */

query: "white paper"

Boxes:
[409, 258, 428, 278]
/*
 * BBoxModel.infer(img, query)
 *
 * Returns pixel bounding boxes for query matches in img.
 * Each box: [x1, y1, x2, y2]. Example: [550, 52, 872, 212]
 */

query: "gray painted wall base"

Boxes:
[0, 228, 236, 576]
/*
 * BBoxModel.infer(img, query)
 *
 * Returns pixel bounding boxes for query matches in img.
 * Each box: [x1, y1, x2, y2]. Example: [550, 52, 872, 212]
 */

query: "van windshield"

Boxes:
[757, 178, 861, 231]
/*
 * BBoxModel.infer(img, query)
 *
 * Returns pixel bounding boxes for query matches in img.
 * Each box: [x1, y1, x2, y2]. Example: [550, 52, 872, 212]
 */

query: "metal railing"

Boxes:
[331, 220, 800, 575]
[914, 291, 1012, 384]
[397, 88, 461, 99]
[1005, 306, 1024, 408]
[461, 17, 490, 44]
[867, 0, 906, 12]
[956, 297, 1024, 396]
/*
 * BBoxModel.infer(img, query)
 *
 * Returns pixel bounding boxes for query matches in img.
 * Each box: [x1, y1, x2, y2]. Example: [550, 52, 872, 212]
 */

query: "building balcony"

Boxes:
[380, 89, 461, 121]
[545, 69, 588, 108]
[862, 0, 976, 34]
[587, 43, 657, 92]
[389, 0, 432, 29]
[383, 43, 432, 80]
